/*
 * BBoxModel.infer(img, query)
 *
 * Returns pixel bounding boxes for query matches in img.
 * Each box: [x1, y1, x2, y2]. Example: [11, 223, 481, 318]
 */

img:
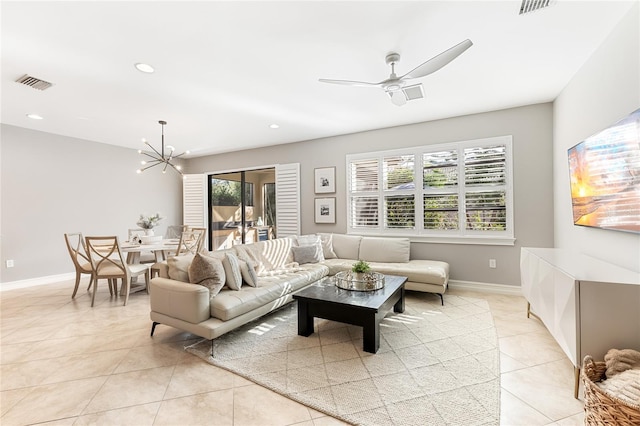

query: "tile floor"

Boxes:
[0, 279, 585, 425]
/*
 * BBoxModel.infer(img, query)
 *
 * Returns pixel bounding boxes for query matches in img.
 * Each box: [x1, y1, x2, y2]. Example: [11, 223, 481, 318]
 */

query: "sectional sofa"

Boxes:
[149, 233, 449, 344]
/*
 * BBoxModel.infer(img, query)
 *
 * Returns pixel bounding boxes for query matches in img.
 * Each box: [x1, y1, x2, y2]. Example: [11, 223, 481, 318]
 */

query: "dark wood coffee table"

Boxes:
[292, 274, 407, 353]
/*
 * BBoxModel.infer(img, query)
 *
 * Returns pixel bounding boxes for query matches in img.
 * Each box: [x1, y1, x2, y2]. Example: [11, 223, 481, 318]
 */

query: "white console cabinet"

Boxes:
[520, 247, 640, 397]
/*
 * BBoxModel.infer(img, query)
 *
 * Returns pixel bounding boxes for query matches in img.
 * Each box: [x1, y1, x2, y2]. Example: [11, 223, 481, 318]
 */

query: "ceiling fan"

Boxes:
[319, 39, 473, 106]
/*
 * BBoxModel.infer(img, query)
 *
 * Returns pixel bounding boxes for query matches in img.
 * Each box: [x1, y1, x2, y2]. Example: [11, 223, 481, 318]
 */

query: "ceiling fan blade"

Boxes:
[318, 78, 382, 88]
[401, 39, 473, 80]
[388, 91, 407, 106]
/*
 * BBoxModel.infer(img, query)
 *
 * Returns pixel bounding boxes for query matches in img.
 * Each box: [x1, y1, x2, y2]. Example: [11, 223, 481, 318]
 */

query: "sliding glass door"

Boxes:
[209, 168, 275, 250]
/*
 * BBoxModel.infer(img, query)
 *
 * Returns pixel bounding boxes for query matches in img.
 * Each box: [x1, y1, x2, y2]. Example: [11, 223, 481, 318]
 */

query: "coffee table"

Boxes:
[292, 274, 407, 353]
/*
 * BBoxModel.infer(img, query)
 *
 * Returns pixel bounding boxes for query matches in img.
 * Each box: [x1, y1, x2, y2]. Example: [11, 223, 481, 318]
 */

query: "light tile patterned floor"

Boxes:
[0, 279, 585, 425]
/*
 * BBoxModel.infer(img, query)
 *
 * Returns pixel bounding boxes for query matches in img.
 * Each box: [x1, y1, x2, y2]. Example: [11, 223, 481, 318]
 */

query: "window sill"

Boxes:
[347, 231, 516, 246]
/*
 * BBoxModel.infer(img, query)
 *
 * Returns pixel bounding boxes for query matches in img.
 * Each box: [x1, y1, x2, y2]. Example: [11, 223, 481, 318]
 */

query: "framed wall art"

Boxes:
[314, 166, 336, 193]
[314, 197, 336, 224]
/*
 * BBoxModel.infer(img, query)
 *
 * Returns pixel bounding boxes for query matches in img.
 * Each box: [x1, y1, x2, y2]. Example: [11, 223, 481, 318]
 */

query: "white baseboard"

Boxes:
[448, 279, 523, 296]
[0, 273, 76, 292]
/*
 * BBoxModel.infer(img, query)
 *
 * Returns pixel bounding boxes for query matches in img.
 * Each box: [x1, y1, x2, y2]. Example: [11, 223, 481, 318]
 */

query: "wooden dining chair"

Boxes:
[149, 228, 205, 278]
[64, 232, 94, 298]
[85, 236, 150, 307]
[166, 225, 189, 239]
[176, 228, 206, 255]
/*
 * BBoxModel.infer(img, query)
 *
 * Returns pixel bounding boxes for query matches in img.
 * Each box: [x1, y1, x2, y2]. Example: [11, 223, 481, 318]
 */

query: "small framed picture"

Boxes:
[314, 167, 336, 193]
[315, 198, 336, 224]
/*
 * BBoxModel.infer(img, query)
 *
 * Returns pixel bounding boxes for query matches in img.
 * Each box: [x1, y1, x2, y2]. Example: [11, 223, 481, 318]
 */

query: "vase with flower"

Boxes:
[137, 213, 163, 236]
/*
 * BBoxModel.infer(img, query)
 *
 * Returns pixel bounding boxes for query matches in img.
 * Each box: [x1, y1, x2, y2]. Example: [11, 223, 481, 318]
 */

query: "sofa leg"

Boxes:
[210, 340, 215, 357]
[150, 321, 159, 337]
[439, 294, 444, 306]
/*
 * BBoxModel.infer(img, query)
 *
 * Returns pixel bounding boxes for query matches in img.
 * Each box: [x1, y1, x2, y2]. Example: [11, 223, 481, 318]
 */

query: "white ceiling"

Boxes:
[1, 1, 635, 158]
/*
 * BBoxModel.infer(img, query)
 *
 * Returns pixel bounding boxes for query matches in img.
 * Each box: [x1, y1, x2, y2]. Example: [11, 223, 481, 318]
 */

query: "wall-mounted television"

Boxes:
[567, 108, 640, 234]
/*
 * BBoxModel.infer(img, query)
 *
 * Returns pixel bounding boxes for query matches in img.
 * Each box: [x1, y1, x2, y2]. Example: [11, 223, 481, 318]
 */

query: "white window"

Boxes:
[346, 136, 514, 245]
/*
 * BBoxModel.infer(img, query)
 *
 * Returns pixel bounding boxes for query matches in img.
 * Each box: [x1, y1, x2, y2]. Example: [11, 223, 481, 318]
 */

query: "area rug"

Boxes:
[186, 293, 500, 425]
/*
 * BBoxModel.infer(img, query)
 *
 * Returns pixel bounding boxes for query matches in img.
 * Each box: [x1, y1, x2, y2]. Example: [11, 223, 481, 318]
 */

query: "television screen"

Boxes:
[567, 108, 640, 233]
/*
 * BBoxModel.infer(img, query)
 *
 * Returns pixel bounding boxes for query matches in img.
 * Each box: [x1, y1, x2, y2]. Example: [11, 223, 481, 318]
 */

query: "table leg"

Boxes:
[394, 287, 405, 313]
[363, 314, 380, 353]
[297, 301, 314, 336]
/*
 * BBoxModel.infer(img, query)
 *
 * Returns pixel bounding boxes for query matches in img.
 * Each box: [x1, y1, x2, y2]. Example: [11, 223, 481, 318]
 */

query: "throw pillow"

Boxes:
[188, 253, 226, 298]
[238, 259, 259, 287]
[235, 244, 266, 275]
[318, 233, 337, 259]
[297, 234, 321, 247]
[222, 252, 243, 290]
[291, 244, 324, 264]
[167, 254, 195, 282]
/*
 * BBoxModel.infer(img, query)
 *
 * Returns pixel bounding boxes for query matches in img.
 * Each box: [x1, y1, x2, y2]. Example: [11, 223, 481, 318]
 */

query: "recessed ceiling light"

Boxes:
[134, 63, 155, 73]
[269, 124, 280, 129]
[26, 113, 43, 120]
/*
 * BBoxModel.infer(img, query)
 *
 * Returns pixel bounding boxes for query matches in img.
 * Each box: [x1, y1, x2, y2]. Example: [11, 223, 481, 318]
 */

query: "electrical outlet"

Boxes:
[489, 259, 497, 269]
[6, 260, 14, 268]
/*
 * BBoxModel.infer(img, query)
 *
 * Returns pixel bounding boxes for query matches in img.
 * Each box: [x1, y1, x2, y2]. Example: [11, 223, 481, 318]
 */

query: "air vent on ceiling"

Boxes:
[519, 0, 551, 15]
[15, 74, 53, 91]
[402, 84, 424, 101]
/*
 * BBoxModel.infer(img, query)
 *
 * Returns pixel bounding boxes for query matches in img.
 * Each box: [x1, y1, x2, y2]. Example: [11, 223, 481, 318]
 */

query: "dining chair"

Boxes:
[85, 236, 149, 307]
[64, 232, 94, 298]
[166, 225, 189, 239]
[149, 228, 205, 278]
[176, 228, 206, 255]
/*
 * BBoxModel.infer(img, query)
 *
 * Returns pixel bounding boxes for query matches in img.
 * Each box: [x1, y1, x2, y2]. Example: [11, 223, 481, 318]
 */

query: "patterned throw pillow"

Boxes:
[188, 253, 226, 298]
[222, 252, 243, 290]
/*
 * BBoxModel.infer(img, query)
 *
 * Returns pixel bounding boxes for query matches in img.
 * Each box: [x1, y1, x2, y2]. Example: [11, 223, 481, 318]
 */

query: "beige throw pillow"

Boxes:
[167, 254, 195, 282]
[188, 253, 226, 298]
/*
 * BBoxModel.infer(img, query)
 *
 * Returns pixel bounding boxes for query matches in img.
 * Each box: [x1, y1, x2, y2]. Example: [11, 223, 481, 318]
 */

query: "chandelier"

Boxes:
[136, 120, 189, 175]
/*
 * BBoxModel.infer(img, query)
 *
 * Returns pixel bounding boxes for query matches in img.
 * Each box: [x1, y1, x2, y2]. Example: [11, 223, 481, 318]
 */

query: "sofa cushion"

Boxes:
[167, 254, 195, 282]
[359, 237, 410, 263]
[211, 263, 328, 321]
[320, 258, 358, 276]
[235, 237, 296, 275]
[188, 253, 226, 298]
[292, 244, 324, 264]
[318, 233, 337, 259]
[368, 260, 449, 286]
[331, 234, 362, 260]
[222, 252, 243, 290]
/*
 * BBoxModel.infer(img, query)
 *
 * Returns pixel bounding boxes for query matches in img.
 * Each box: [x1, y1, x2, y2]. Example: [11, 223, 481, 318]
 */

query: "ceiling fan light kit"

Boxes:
[319, 39, 472, 106]
[136, 120, 188, 175]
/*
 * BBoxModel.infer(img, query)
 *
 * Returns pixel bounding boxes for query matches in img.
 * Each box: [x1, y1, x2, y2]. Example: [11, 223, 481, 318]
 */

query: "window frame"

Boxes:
[346, 135, 515, 246]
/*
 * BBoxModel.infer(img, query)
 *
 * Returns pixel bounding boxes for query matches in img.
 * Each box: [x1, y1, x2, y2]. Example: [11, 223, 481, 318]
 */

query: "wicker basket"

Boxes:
[581, 355, 640, 425]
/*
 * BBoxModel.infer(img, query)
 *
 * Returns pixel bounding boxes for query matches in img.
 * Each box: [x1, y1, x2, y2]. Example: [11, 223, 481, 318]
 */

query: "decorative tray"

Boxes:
[335, 271, 385, 291]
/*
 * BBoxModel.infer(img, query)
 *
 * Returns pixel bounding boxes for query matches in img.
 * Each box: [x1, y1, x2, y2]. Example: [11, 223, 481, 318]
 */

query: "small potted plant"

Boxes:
[351, 260, 371, 278]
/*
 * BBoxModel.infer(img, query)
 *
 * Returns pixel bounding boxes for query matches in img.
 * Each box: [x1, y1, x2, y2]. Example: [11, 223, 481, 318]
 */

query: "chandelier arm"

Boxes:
[172, 152, 187, 158]
[140, 151, 162, 159]
[139, 161, 164, 172]
[166, 161, 184, 175]
[145, 141, 163, 158]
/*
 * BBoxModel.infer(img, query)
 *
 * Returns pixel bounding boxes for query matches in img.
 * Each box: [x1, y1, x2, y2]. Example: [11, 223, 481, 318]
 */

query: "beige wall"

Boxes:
[553, 4, 640, 273]
[187, 103, 555, 286]
[0, 125, 183, 284]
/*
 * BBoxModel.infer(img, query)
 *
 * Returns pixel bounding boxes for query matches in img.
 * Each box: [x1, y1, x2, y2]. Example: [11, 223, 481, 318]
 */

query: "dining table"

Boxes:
[118, 238, 180, 295]
[120, 238, 180, 264]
